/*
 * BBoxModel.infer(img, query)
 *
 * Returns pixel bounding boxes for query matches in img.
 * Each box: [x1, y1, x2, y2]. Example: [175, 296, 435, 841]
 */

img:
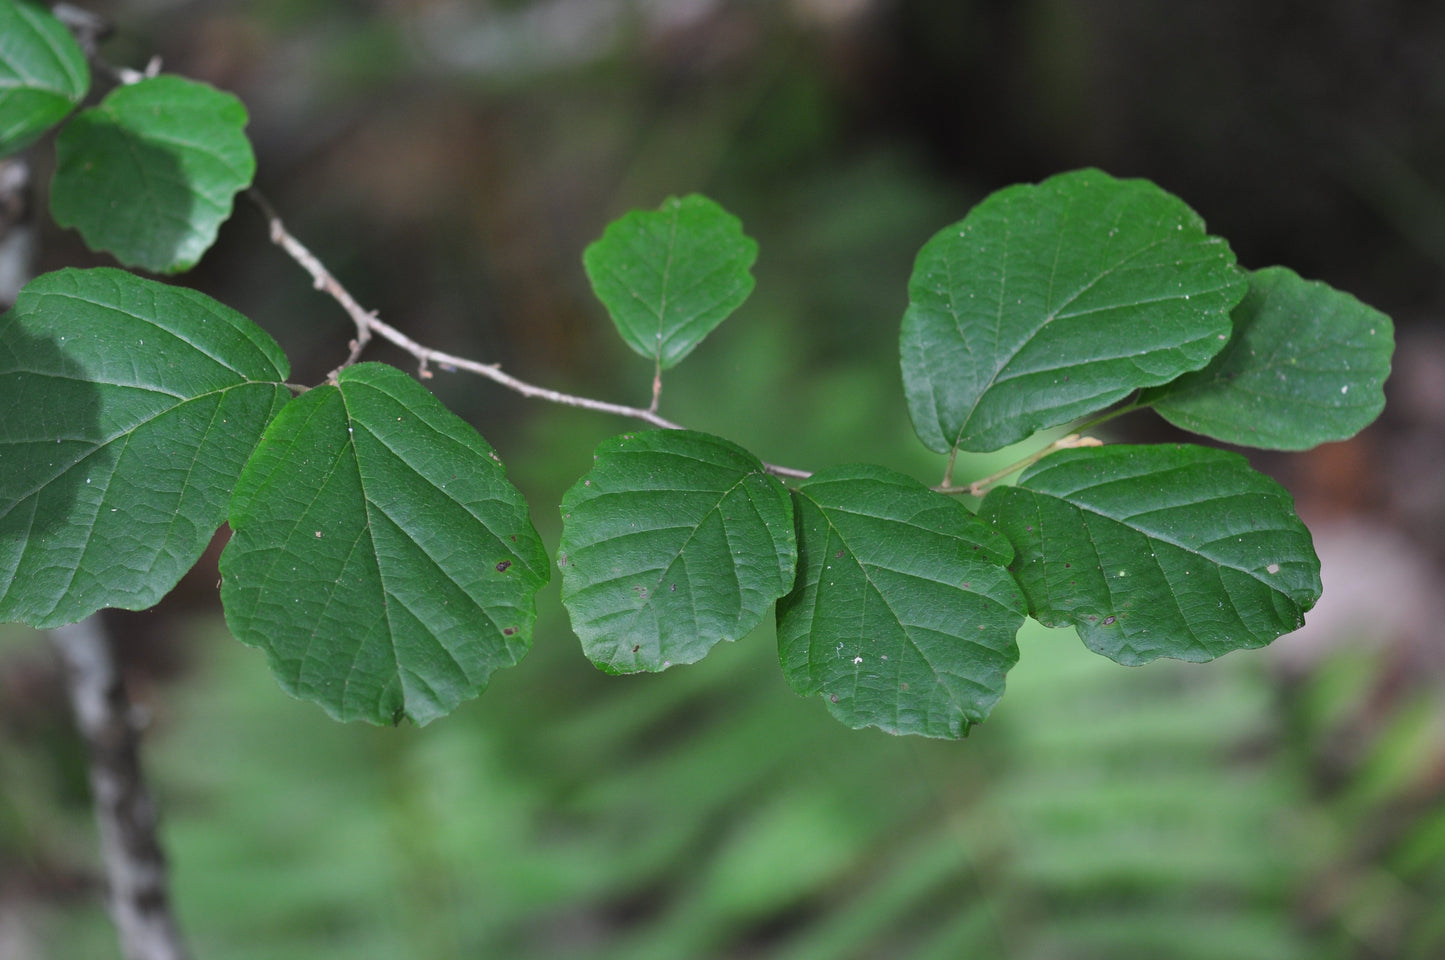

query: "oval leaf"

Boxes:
[583, 194, 757, 369]
[0, 0, 89, 157]
[51, 74, 255, 274]
[900, 168, 1247, 454]
[0, 268, 289, 627]
[558, 429, 795, 673]
[980, 444, 1321, 665]
[219, 363, 549, 726]
[1143, 267, 1394, 449]
[776, 464, 1026, 739]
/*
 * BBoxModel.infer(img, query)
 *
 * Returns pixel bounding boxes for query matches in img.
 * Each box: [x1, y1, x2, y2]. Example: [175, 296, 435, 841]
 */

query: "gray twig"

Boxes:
[249, 189, 812, 479]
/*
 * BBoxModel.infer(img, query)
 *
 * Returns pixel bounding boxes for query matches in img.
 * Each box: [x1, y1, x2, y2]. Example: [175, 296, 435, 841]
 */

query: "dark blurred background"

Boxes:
[3, 1, 1445, 957]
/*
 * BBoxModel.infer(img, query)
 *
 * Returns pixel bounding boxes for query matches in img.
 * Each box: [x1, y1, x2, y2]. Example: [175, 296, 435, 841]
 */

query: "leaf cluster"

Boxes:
[0, 1, 1394, 737]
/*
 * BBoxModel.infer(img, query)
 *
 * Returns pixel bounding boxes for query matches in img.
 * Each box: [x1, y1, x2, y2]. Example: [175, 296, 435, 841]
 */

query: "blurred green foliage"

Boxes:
[0, 615, 1297, 959]
[12, 600, 1443, 959]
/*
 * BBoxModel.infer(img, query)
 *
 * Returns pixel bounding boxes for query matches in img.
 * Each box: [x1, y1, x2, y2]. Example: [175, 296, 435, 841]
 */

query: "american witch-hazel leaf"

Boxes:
[1142, 266, 1394, 450]
[558, 429, 795, 674]
[0, 0, 91, 158]
[0, 268, 289, 628]
[583, 194, 757, 369]
[51, 74, 256, 274]
[981, 443, 1321, 666]
[777, 464, 1026, 740]
[900, 168, 1247, 455]
[220, 362, 549, 727]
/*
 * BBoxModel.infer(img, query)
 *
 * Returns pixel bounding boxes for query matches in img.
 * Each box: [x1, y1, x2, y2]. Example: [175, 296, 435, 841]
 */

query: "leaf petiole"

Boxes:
[940, 434, 1101, 497]
[938, 398, 1145, 497]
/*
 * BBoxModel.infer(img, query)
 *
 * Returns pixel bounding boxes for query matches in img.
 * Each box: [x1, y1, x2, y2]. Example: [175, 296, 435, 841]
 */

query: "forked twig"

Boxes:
[248, 190, 812, 479]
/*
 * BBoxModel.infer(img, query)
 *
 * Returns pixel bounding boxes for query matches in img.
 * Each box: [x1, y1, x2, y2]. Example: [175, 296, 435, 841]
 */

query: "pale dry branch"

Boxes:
[250, 190, 812, 479]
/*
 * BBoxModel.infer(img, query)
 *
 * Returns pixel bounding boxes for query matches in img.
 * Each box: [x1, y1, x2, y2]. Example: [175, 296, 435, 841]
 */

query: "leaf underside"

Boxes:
[220, 363, 550, 727]
[777, 464, 1026, 739]
[900, 168, 1247, 454]
[981, 444, 1321, 666]
[558, 429, 796, 674]
[50, 74, 256, 274]
[1143, 266, 1394, 450]
[583, 194, 757, 369]
[0, 267, 289, 627]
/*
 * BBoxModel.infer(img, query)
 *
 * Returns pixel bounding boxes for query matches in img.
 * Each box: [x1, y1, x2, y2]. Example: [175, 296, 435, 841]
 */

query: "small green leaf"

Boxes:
[777, 465, 1026, 739]
[583, 194, 757, 369]
[901, 168, 1247, 454]
[558, 430, 795, 673]
[219, 363, 549, 726]
[51, 75, 255, 274]
[0, 0, 89, 157]
[1143, 267, 1394, 449]
[980, 444, 1321, 665]
[0, 268, 289, 628]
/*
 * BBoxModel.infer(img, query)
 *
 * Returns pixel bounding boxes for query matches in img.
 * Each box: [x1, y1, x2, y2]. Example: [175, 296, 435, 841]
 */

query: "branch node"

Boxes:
[246, 190, 814, 476]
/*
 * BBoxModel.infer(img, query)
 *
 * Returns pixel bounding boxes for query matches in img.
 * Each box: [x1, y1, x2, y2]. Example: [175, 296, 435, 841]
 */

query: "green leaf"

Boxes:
[900, 168, 1247, 454]
[776, 464, 1026, 739]
[980, 444, 1321, 666]
[0, 0, 89, 157]
[219, 362, 549, 726]
[558, 429, 795, 674]
[1142, 266, 1394, 449]
[51, 75, 255, 274]
[583, 194, 757, 369]
[0, 268, 289, 628]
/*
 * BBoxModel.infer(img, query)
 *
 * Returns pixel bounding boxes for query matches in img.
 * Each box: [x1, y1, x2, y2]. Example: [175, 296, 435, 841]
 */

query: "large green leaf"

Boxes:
[219, 362, 549, 726]
[1142, 267, 1394, 449]
[900, 168, 1247, 454]
[0, 0, 89, 157]
[50, 75, 255, 274]
[558, 429, 795, 674]
[980, 444, 1321, 666]
[0, 268, 289, 628]
[583, 194, 757, 370]
[776, 464, 1026, 739]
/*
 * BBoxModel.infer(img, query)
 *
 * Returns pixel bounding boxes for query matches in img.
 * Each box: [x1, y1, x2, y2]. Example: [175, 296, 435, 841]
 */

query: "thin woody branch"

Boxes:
[249, 189, 813, 480]
[246, 189, 372, 382]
